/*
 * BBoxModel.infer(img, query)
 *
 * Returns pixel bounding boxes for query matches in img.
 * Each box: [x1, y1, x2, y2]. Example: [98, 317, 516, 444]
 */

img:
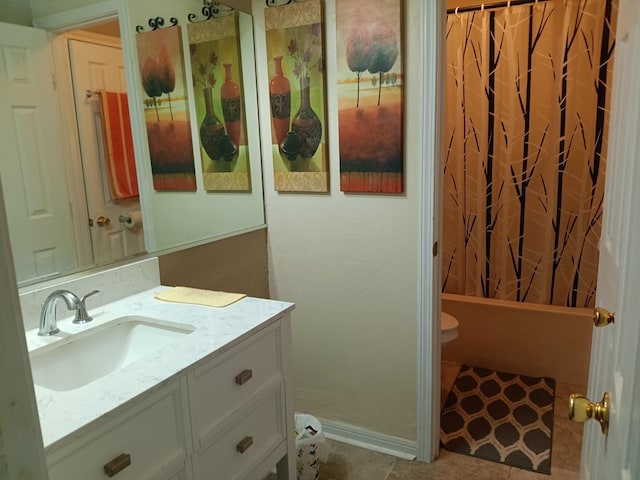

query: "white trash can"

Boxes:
[295, 414, 324, 480]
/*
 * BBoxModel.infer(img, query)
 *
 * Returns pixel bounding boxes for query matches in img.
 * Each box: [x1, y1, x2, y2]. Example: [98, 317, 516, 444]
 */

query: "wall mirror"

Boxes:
[0, 0, 265, 288]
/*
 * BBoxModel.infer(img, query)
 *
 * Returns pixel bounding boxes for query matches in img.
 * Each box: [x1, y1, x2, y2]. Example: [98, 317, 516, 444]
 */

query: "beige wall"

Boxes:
[0, 0, 32, 25]
[255, 0, 422, 441]
[159, 228, 270, 299]
[29, 0, 104, 19]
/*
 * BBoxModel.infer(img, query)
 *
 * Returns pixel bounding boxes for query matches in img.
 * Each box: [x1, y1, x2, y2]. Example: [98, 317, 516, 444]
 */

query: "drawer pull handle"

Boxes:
[235, 369, 253, 385]
[104, 453, 131, 477]
[236, 435, 253, 454]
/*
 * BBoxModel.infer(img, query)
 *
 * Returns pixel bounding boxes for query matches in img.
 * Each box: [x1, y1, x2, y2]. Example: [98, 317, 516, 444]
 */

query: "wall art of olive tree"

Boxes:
[136, 25, 197, 191]
[336, 0, 404, 193]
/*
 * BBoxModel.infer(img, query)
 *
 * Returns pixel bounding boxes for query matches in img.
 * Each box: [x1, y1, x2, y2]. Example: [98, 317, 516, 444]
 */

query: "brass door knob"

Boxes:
[593, 307, 615, 327]
[96, 216, 111, 227]
[569, 392, 610, 435]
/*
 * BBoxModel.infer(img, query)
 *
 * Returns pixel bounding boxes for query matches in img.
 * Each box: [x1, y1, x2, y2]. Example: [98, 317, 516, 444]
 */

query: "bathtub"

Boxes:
[441, 293, 593, 385]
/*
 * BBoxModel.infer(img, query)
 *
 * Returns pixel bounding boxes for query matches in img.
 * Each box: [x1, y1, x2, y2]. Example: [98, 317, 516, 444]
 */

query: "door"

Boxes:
[0, 22, 79, 284]
[579, 0, 640, 477]
[68, 39, 144, 266]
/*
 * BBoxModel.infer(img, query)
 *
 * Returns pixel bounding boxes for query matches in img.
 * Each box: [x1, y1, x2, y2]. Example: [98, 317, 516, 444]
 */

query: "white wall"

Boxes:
[29, 0, 103, 19]
[0, 182, 49, 478]
[254, 0, 424, 441]
[0, 0, 32, 25]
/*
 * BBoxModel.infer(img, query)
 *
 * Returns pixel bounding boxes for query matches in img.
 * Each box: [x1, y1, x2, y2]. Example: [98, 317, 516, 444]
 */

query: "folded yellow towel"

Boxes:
[155, 286, 246, 308]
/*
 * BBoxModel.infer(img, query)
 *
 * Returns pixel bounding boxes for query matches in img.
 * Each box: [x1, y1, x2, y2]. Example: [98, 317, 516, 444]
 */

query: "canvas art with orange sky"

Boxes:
[136, 26, 197, 191]
[336, 0, 403, 193]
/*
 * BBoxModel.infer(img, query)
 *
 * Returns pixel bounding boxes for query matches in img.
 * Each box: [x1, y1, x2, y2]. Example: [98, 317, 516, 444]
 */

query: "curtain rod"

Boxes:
[447, 0, 551, 15]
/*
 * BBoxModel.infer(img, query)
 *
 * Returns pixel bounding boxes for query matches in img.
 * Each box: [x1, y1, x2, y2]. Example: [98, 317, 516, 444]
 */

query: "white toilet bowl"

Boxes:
[441, 312, 459, 347]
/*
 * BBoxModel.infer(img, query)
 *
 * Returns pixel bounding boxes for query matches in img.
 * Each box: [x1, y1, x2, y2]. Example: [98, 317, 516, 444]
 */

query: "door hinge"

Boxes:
[432, 241, 438, 257]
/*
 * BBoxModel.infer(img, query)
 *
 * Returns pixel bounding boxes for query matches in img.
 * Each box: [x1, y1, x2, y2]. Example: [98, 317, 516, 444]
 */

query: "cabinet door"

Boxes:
[47, 380, 190, 480]
[192, 385, 286, 480]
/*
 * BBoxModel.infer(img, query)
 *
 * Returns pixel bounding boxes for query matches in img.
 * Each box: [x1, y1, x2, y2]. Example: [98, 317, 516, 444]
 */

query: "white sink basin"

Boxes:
[30, 316, 195, 391]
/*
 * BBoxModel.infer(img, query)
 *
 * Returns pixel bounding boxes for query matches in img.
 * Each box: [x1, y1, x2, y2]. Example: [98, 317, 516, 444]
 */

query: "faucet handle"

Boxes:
[73, 290, 100, 324]
[81, 289, 100, 303]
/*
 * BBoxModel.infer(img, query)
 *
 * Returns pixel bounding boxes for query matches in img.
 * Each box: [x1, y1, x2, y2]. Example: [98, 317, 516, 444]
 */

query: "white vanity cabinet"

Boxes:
[42, 309, 296, 480]
[189, 320, 288, 480]
[46, 378, 191, 480]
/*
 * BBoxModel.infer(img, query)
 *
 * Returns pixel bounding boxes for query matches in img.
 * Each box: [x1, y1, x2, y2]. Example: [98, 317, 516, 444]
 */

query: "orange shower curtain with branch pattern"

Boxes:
[443, 0, 617, 307]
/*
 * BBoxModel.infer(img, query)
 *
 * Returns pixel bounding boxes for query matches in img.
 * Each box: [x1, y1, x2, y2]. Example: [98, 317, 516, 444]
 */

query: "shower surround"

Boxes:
[442, 292, 592, 384]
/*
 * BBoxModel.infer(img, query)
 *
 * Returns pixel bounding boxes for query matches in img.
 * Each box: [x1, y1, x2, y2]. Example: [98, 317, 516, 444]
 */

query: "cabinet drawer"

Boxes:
[189, 324, 282, 436]
[193, 385, 285, 480]
[48, 382, 187, 480]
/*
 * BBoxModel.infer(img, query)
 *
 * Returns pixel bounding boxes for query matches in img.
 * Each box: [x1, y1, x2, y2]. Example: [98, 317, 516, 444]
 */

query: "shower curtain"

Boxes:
[443, 0, 617, 308]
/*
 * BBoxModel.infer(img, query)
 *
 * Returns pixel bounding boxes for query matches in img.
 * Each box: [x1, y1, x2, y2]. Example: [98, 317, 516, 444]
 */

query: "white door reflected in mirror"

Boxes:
[0, 23, 79, 284]
[68, 38, 146, 266]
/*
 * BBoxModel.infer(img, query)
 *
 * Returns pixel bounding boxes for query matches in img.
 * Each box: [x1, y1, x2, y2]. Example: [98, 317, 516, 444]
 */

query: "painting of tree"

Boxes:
[366, 21, 398, 106]
[141, 58, 162, 121]
[135, 26, 196, 191]
[336, 0, 403, 193]
[157, 43, 176, 120]
[345, 23, 370, 108]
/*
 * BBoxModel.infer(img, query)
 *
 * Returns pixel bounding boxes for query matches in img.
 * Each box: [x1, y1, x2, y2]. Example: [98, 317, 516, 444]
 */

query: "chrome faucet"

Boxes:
[38, 289, 100, 336]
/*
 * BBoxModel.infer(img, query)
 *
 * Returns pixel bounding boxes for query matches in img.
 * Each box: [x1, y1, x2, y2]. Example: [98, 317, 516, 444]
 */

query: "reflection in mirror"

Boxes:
[0, 19, 145, 287]
[0, 2, 265, 287]
[187, 10, 253, 190]
[68, 29, 147, 272]
[122, 0, 264, 252]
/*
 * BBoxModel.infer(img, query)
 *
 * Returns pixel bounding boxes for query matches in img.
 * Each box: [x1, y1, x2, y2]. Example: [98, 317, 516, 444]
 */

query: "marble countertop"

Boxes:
[25, 286, 294, 454]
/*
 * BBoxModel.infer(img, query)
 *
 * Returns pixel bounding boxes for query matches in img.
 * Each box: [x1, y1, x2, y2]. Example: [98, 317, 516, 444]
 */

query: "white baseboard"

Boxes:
[319, 418, 417, 461]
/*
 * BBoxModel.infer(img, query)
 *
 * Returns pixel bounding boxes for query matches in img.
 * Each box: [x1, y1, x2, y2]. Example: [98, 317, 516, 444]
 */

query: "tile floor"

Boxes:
[296, 362, 586, 480]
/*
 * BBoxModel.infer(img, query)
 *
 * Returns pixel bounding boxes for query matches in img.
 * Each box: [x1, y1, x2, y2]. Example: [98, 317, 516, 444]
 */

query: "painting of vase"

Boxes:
[291, 74, 322, 158]
[188, 13, 251, 192]
[199, 86, 226, 161]
[265, 0, 329, 193]
[269, 55, 291, 150]
[221, 63, 242, 147]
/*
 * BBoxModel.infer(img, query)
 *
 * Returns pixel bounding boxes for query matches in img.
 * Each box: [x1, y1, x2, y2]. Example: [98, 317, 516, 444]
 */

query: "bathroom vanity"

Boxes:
[23, 270, 295, 480]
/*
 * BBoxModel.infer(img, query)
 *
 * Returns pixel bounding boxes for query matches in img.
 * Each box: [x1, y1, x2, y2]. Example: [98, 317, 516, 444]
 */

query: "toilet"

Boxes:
[441, 312, 459, 347]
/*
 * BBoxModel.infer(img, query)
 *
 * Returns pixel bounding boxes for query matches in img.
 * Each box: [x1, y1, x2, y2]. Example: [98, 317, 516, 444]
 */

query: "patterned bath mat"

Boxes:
[440, 365, 556, 474]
